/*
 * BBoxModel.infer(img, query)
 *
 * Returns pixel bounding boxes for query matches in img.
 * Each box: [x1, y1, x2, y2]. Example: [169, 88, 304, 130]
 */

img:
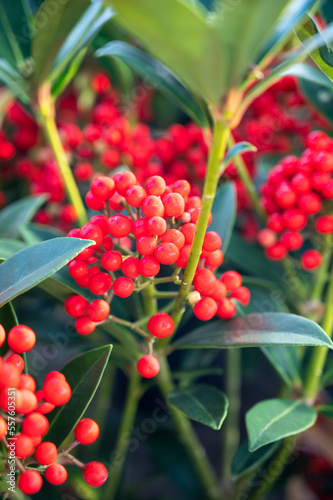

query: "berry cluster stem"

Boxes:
[37, 84, 88, 226]
[304, 251, 333, 400]
[171, 117, 230, 330]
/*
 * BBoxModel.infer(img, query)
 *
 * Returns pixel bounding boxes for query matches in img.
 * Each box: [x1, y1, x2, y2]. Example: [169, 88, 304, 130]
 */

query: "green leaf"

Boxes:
[222, 142, 257, 170]
[0, 58, 30, 102]
[0, 239, 26, 260]
[95, 41, 209, 127]
[51, 49, 87, 98]
[32, 0, 91, 85]
[0, 1, 32, 64]
[316, 404, 333, 418]
[45, 345, 112, 447]
[0, 237, 94, 307]
[231, 439, 280, 479]
[174, 313, 333, 350]
[107, 0, 226, 104]
[246, 399, 317, 451]
[0, 195, 47, 238]
[261, 346, 302, 388]
[296, 16, 333, 81]
[209, 182, 236, 254]
[297, 65, 333, 126]
[168, 384, 228, 430]
[0, 302, 18, 357]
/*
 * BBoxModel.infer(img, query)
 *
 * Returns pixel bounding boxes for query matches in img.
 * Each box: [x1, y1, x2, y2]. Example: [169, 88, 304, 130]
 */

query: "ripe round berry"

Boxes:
[282, 209, 307, 231]
[148, 313, 175, 338]
[265, 242, 288, 260]
[194, 297, 218, 321]
[89, 272, 112, 295]
[75, 317, 96, 335]
[204, 249, 224, 267]
[18, 470, 43, 495]
[163, 192, 185, 218]
[65, 295, 88, 318]
[275, 182, 297, 208]
[147, 216, 167, 236]
[85, 191, 105, 211]
[221, 271, 242, 292]
[80, 223, 104, 246]
[154, 242, 180, 265]
[7, 353, 24, 373]
[137, 236, 157, 256]
[193, 269, 216, 293]
[22, 412, 49, 437]
[203, 231, 222, 252]
[142, 195, 164, 218]
[108, 215, 132, 238]
[125, 185, 146, 207]
[17, 389, 38, 414]
[145, 176, 166, 196]
[86, 300, 110, 322]
[113, 171, 137, 195]
[12, 434, 34, 458]
[137, 355, 160, 378]
[161, 229, 185, 249]
[181, 223, 196, 244]
[216, 298, 236, 320]
[230, 287, 251, 306]
[43, 378, 71, 406]
[139, 256, 160, 277]
[301, 249, 323, 271]
[68, 259, 89, 280]
[0, 363, 20, 388]
[267, 213, 285, 233]
[44, 371, 65, 383]
[316, 215, 333, 234]
[7, 325, 36, 353]
[45, 464, 68, 485]
[298, 192, 321, 215]
[257, 229, 277, 248]
[35, 441, 58, 465]
[122, 257, 140, 278]
[132, 218, 149, 238]
[0, 324, 5, 348]
[176, 244, 191, 268]
[280, 231, 303, 251]
[75, 418, 100, 445]
[0, 415, 8, 439]
[83, 461, 108, 487]
[91, 176, 115, 200]
[112, 277, 134, 298]
[101, 250, 122, 271]
[19, 374, 36, 392]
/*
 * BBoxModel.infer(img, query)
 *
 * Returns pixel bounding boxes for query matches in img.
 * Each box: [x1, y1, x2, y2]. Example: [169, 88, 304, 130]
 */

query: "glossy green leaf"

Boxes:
[0, 239, 26, 260]
[231, 439, 280, 479]
[322, 364, 333, 387]
[174, 313, 333, 350]
[45, 345, 112, 447]
[297, 65, 333, 126]
[246, 399, 317, 451]
[316, 404, 333, 418]
[222, 142, 257, 170]
[261, 346, 302, 388]
[321, 0, 333, 24]
[0, 1, 32, 63]
[0, 58, 30, 102]
[108, 0, 226, 104]
[52, 48, 87, 97]
[0, 237, 94, 306]
[32, 0, 90, 85]
[209, 182, 236, 254]
[0, 195, 47, 238]
[95, 41, 209, 126]
[168, 384, 228, 430]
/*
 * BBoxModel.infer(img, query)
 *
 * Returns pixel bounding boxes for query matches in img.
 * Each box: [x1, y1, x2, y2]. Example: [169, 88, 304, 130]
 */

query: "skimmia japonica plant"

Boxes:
[3, 0, 333, 499]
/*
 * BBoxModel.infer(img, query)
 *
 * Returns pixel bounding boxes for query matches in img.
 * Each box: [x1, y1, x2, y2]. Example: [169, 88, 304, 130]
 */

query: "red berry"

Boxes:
[176, 244, 191, 268]
[220, 271, 242, 291]
[18, 470, 43, 494]
[101, 250, 122, 271]
[230, 287, 250, 306]
[137, 355, 160, 378]
[282, 209, 307, 231]
[83, 461, 108, 487]
[91, 176, 115, 200]
[203, 231, 222, 252]
[45, 464, 68, 485]
[0, 324, 5, 348]
[193, 269, 216, 293]
[89, 272, 112, 295]
[132, 218, 149, 238]
[154, 242, 180, 265]
[19, 374, 36, 392]
[86, 300, 110, 322]
[65, 295, 88, 318]
[0, 363, 20, 388]
[280, 231, 303, 251]
[316, 215, 333, 234]
[298, 192, 321, 215]
[43, 378, 71, 406]
[161, 229, 185, 249]
[147, 216, 167, 236]
[85, 191, 105, 211]
[194, 297, 217, 321]
[0, 416, 7, 439]
[7, 325, 36, 353]
[75, 418, 100, 445]
[11, 434, 34, 458]
[148, 313, 175, 338]
[257, 229, 277, 248]
[108, 215, 132, 238]
[145, 176, 166, 196]
[142, 195, 164, 218]
[139, 256, 160, 277]
[136, 236, 157, 256]
[181, 223, 196, 244]
[122, 257, 140, 278]
[267, 213, 285, 233]
[125, 185, 146, 207]
[22, 412, 49, 437]
[163, 192, 185, 218]
[68, 259, 88, 279]
[112, 277, 134, 298]
[301, 249, 322, 271]
[113, 171, 137, 195]
[265, 242, 288, 260]
[75, 317, 96, 335]
[216, 298, 236, 319]
[35, 441, 58, 465]
[6, 353, 25, 373]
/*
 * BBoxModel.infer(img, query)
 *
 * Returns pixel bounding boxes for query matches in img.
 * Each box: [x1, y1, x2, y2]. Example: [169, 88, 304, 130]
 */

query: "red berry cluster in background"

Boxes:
[0, 71, 328, 231]
[64, 171, 250, 378]
[258, 131, 333, 271]
[0, 324, 107, 494]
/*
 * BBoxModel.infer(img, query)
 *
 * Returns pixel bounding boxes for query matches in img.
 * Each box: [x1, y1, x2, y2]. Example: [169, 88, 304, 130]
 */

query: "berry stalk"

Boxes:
[37, 85, 88, 226]
[171, 117, 230, 329]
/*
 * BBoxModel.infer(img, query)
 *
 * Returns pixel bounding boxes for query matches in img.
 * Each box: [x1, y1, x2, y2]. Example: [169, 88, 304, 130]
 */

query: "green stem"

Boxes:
[38, 85, 87, 226]
[304, 252, 333, 400]
[246, 436, 295, 500]
[171, 118, 230, 330]
[228, 136, 266, 222]
[222, 349, 241, 482]
[104, 369, 141, 500]
[157, 357, 220, 500]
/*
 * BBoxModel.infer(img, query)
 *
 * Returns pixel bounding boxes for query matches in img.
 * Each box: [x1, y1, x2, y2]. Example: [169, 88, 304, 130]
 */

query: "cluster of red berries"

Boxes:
[258, 131, 333, 271]
[64, 171, 249, 378]
[0, 323, 107, 494]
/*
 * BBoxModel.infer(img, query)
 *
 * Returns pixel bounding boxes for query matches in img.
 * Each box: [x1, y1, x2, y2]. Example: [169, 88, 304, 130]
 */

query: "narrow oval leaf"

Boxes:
[316, 404, 333, 418]
[0, 237, 94, 306]
[209, 182, 236, 254]
[0, 195, 47, 238]
[45, 345, 112, 447]
[0, 1, 32, 62]
[173, 313, 333, 350]
[222, 142, 257, 170]
[0, 58, 30, 102]
[246, 399, 317, 451]
[231, 439, 280, 480]
[95, 41, 209, 127]
[261, 346, 302, 388]
[168, 384, 228, 430]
